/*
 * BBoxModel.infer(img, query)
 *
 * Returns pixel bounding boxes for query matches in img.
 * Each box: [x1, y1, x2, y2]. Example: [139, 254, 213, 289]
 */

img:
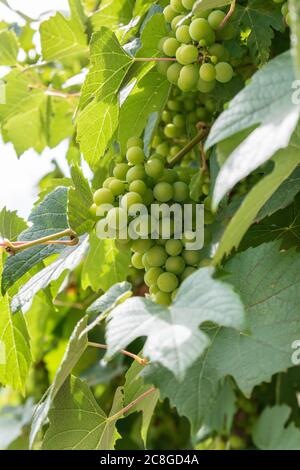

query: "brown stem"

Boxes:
[108, 387, 156, 422]
[219, 0, 236, 29]
[168, 124, 209, 167]
[200, 141, 208, 173]
[3, 229, 79, 256]
[88, 341, 149, 366]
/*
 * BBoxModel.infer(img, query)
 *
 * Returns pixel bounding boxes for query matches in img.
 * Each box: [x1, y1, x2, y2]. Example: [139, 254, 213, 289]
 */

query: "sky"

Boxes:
[0, 0, 72, 219]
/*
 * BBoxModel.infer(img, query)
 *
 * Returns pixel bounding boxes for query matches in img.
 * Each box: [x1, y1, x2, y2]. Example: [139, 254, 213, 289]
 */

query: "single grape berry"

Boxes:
[165, 239, 183, 256]
[208, 10, 226, 30]
[176, 44, 199, 65]
[145, 158, 164, 179]
[132, 238, 153, 254]
[178, 64, 199, 90]
[146, 245, 168, 267]
[165, 256, 186, 275]
[182, 249, 201, 265]
[215, 62, 234, 83]
[121, 191, 143, 210]
[144, 267, 163, 287]
[181, 266, 197, 281]
[197, 77, 216, 93]
[131, 252, 144, 270]
[189, 18, 215, 45]
[113, 163, 129, 180]
[182, 0, 195, 9]
[157, 272, 179, 293]
[173, 114, 185, 128]
[129, 179, 147, 195]
[153, 182, 174, 202]
[126, 146, 145, 164]
[163, 5, 177, 23]
[163, 37, 180, 57]
[164, 123, 180, 138]
[176, 25, 192, 44]
[93, 188, 114, 206]
[173, 181, 189, 202]
[126, 164, 146, 183]
[154, 290, 172, 306]
[199, 63, 216, 82]
[170, 0, 185, 13]
[108, 178, 125, 196]
[127, 136, 143, 149]
[167, 63, 182, 84]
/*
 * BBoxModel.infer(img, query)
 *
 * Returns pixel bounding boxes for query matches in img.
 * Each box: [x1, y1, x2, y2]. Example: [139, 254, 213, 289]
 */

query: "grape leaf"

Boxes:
[30, 315, 89, 448]
[0, 30, 18, 65]
[0, 207, 27, 242]
[91, 0, 134, 32]
[123, 361, 159, 446]
[42, 376, 123, 450]
[40, 10, 88, 61]
[81, 233, 131, 293]
[2, 187, 69, 294]
[11, 236, 89, 313]
[232, 0, 284, 65]
[67, 166, 94, 235]
[106, 267, 245, 380]
[0, 400, 35, 450]
[206, 52, 300, 208]
[0, 256, 31, 394]
[145, 242, 300, 432]
[76, 28, 133, 169]
[253, 406, 300, 450]
[118, 69, 171, 152]
[212, 127, 300, 265]
[290, 0, 300, 79]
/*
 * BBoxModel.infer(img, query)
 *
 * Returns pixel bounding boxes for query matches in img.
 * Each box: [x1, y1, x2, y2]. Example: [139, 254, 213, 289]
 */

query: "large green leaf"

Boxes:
[232, 0, 284, 64]
[91, 0, 134, 31]
[2, 187, 69, 294]
[0, 207, 27, 242]
[106, 267, 245, 380]
[252, 406, 300, 450]
[81, 233, 131, 293]
[77, 28, 133, 169]
[0, 256, 31, 394]
[67, 166, 94, 235]
[213, 128, 300, 265]
[40, 11, 88, 61]
[30, 315, 89, 448]
[0, 30, 18, 65]
[206, 52, 300, 207]
[42, 376, 123, 450]
[11, 236, 89, 313]
[145, 242, 300, 432]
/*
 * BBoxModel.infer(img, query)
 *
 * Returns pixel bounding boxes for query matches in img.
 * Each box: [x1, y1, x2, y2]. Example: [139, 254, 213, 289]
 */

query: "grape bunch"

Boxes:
[158, 1, 235, 93]
[91, 137, 214, 306]
[150, 87, 214, 165]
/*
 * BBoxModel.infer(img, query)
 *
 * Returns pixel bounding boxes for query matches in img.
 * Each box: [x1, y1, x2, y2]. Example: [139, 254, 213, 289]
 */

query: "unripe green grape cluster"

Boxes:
[91, 136, 214, 306]
[158, 1, 236, 92]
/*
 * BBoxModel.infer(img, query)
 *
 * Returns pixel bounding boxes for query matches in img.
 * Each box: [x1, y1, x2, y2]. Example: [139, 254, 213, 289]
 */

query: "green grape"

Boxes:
[153, 290, 172, 306]
[189, 18, 215, 45]
[170, 0, 185, 13]
[131, 252, 144, 270]
[281, 3, 289, 16]
[156, 142, 170, 156]
[103, 176, 115, 188]
[208, 10, 226, 30]
[171, 288, 179, 301]
[167, 99, 181, 111]
[182, 230, 196, 245]
[286, 12, 291, 26]
[208, 43, 228, 61]
[109, 178, 126, 196]
[197, 77, 216, 93]
[144, 267, 164, 287]
[215, 61, 234, 83]
[176, 44, 199, 64]
[182, 0, 195, 9]
[182, 249, 201, 265]
[173, 114, 185, 128]
[126, 146, 145, 164]
[93, 188, 114, 206]
[164, 123, 180, 138]
[121, 191, 143, 210]
[146, 245, 168, 267]
[210, 55, 218, 64]
[163, 37, 180, 57]
[173, 181, 189, 202]
[163, 5, 177, 23]
[145, 158, 164, 179]
[193, 8, 211, 19]
[196, 106, 208, 120]
[181, 266, 197, 280]
[205, 97, 217, 112]
[113, 163, 129, 180]
[159, 169, 178, 184]
[165, 239, 183, 256]
[153, 182, 174, 202]
[165, 256, 186, 275]
[157, 272, 179, 293]
[162, 110, 173, 123]
[178, 64, 199, 90]
[132, 238, 153, 254]
[89, 203, 98, 218]
[176, 25, 192, 44]
[199, 63, 216, 82]
[144, 188, 154, 206]
[199, 258, 212, 267]
[158, 37, 167, 53]
[157, 60, 172, 75]
[167, 62, 182, 84]
[106, 207, 127, 230]
[127, 136, 143, 149]
[169, 145, 182, 158]
[129, 179, 147, 195]
[171, 14, 188, 30]
[126, 164, 146, 183]
[149, 284, 159, 295]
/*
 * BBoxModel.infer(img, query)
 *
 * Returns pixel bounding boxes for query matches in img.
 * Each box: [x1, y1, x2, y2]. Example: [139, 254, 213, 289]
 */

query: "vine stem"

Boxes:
[108, 387, 156, 423]
[219, 0, 236, 29]
[2, 229, 79, 255]
[88, 342, 149, 366]
[168, 123, 209, 167]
